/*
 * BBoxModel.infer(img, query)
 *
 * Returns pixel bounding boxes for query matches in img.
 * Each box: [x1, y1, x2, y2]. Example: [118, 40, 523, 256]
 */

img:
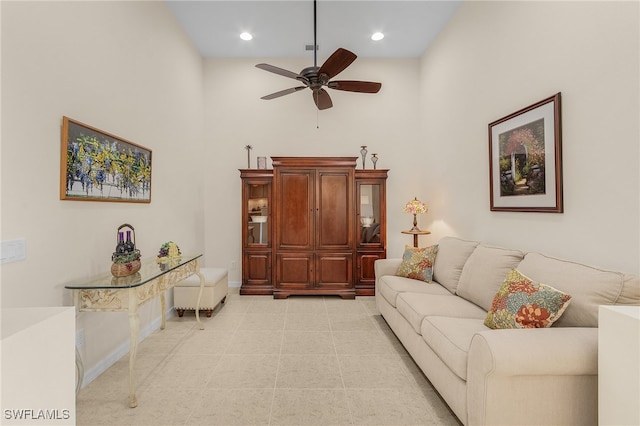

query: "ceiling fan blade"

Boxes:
[328, 80, 382, 93]
[261, 86, 307, 100]
[313, 89, 333, 110]
[256, 63, 302, 81]
[318, 48, 357, 80]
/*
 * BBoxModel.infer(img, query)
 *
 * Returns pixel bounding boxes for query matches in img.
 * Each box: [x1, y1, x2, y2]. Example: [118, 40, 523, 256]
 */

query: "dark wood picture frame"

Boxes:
[489, 93, 562, 212]
[60, 117, 152, 203]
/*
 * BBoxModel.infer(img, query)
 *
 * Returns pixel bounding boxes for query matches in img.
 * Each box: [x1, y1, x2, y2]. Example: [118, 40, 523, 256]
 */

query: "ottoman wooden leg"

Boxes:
[177, 309, 185, 317]
[206, 310, 213, 318]
[221, 296, 227, 304]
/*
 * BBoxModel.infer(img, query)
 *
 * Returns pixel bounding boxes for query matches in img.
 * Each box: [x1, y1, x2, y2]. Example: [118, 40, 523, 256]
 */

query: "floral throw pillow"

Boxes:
[484, 269, 572, 329]
[396, 244, 439, 283]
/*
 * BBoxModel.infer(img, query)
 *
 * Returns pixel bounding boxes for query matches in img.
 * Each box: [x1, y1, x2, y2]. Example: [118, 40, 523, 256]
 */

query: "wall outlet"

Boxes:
[76, 329, 85, 347]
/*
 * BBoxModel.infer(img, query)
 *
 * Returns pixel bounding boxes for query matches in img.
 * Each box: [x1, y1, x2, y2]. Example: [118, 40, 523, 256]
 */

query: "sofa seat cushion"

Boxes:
[456, 244, 525, 311]
[421, 316, 488, 381]
[378, 275, 453, 308]
[433, 237, 480, 293]
[396, 293, 487, 334]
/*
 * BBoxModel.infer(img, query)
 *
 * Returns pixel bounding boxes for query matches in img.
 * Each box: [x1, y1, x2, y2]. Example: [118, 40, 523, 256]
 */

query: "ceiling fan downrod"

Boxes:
[313, 0, 317, 68]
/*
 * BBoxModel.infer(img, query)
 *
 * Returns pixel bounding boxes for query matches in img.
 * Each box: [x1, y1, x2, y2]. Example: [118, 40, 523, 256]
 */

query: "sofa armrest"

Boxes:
[469, 327, 598, 376]
[374, 258, 401, 280]
[467, 327, 598, 425]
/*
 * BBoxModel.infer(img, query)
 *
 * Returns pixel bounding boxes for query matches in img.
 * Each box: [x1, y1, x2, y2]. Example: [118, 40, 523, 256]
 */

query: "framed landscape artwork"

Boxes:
[488, 93, 562, 213]
[60, 117, 152, 203]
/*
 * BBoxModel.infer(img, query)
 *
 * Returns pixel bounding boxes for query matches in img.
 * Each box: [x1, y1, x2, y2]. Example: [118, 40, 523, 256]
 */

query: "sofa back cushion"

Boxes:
[517, 252, 638, 327]
[456, 244, 525, 311]
[619, 275, 640, 306]
[432, 237, 479, 293]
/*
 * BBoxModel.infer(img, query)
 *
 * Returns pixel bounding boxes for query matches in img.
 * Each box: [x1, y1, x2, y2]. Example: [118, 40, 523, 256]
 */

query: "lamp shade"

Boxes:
[403, 197, 428, 215]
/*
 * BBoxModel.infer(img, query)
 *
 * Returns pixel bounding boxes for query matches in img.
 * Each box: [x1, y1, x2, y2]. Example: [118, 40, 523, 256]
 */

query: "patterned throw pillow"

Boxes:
[484, 269, 572, 329]
[396, 245, 439, 282]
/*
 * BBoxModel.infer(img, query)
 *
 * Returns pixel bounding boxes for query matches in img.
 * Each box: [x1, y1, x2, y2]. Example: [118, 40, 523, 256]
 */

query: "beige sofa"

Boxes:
[375, 237, 640, 426]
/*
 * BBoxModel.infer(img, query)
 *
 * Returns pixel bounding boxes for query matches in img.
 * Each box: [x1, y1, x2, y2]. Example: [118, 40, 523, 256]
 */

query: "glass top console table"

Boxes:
[65, 254, 205, 408]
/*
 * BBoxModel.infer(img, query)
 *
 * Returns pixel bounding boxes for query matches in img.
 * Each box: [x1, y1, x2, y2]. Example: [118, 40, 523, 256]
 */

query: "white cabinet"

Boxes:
[1, 307, 76, 425]
[598, 305, 640, 426]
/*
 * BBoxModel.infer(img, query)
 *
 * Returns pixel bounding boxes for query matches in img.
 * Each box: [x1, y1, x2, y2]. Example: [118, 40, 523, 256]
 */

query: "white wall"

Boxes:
[1, 1, 205, 376]
[419, 1, 639, 274]
[203, 57, 424, 282]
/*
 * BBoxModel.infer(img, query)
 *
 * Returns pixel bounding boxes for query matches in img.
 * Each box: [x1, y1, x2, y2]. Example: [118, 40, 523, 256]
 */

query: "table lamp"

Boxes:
[403, 197, 428, 231]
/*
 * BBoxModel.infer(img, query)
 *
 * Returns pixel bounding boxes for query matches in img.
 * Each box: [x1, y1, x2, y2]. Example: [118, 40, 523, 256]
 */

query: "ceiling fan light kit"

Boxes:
[255, 0, 382, 110]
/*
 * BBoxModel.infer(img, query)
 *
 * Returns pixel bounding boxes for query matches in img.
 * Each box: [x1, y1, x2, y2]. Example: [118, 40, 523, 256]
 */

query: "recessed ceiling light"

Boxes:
[371, 32, 384, 41]
[240, 32, 253, 41]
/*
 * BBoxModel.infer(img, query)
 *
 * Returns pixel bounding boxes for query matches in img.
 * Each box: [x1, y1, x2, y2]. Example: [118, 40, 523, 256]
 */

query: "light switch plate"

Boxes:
[1, 238, 27, 264]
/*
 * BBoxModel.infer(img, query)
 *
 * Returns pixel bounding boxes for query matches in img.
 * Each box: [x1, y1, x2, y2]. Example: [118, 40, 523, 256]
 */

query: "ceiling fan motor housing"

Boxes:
[299, 66, 330, 90]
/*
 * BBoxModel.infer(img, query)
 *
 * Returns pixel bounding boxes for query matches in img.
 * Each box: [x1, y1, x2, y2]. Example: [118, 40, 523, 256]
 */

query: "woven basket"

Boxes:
[111, 259, 141, 277]
[111, 271, 141, 286]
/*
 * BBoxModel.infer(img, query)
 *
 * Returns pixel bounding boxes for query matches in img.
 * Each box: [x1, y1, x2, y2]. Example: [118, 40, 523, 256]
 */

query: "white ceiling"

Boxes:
[165, 1, 462, 59]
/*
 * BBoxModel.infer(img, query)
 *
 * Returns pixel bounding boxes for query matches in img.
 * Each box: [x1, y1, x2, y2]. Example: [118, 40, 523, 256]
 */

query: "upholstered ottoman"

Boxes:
[174, 268, 228, 317]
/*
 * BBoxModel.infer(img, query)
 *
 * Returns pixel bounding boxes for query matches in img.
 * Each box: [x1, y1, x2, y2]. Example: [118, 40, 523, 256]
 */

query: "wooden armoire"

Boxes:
[240, 157, 387, 299]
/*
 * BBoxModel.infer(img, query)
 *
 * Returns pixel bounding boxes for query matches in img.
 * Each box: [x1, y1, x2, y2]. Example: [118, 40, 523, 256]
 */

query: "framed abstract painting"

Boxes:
[60, 117, 152, 203]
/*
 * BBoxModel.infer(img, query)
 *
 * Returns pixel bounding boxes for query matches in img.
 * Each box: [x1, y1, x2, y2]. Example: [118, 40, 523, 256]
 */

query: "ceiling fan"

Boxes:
[255, 0, 382, 110]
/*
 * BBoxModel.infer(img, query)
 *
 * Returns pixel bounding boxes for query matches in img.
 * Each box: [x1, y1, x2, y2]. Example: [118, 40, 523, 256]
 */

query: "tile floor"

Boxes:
[76, 287, 461, 425]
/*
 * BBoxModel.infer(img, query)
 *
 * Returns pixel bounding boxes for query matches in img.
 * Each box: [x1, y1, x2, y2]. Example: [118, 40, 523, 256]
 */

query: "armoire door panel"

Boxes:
[244, 252, 271, 286]
[277, 171, 313, 250]
[356, 252, 383, 285]
[315, 254, 353, 289]
[276, 253, 313, 289]
[316, 171, 353, 249]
